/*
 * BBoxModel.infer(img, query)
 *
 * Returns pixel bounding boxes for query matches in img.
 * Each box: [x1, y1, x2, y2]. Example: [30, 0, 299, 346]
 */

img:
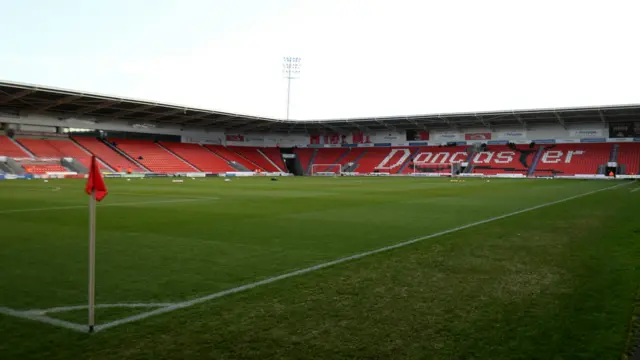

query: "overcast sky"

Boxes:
[1, 0, 639, 120]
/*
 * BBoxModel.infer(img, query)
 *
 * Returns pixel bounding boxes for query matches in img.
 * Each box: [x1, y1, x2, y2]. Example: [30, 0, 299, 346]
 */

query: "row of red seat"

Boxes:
[1, 135, 639, 175]
[301, 143, 640, 176]
[0, 136, 289, 174]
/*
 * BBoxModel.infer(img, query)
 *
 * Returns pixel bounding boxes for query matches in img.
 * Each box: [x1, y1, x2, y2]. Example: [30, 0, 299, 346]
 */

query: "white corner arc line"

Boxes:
[92, 182, 631, 332]
[0, 307, 86, 332]
[25, 303, 176, 315]
[0, 198, 218, 214]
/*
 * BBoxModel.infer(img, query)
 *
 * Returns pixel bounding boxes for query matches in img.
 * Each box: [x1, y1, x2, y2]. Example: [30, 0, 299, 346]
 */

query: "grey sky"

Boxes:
[1, 0, 638, 120]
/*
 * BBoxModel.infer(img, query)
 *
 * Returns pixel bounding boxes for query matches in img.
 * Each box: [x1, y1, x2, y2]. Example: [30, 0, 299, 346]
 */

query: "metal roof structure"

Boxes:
[1, 80, 639, 134]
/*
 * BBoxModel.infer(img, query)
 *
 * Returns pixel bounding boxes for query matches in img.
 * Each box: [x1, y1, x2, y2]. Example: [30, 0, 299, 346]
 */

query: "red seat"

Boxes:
[293, 148, 315, 173]
[228, 146, 280, 172]
[617, 143, 640, 174]
[534, 143, 611, 175]
[110, 139, 196, 173]
[469, 145, 535, 175]
[17, 138, 107, 170]
[205, 145, 257, 171]
[0, 136, 31, 157]
[260, 147, 287, 171]
[335, 148, 367, 170]
[312, 148, 349, 167]
[160, 142, 234, 173]
[73, 137, 144, 172]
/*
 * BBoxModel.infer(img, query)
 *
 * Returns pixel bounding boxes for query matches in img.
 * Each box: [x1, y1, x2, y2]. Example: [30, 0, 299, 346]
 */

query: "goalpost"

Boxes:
[411, 162, 462, 177]
[310, 164, 343, 176]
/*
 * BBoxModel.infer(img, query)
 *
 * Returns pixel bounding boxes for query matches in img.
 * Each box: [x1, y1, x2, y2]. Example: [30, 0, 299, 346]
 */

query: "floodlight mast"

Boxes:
[283, 57, 301, 121]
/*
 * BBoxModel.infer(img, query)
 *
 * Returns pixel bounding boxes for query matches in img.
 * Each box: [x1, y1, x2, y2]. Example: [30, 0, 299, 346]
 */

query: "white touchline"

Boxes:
[92, 182, 631, 333]
[0, 198, 218, 214]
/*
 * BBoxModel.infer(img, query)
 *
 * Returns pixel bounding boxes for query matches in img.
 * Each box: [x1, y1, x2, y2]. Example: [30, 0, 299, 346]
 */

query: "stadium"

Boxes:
[1, 78, 639, 359]
[1, 2, 640, 358]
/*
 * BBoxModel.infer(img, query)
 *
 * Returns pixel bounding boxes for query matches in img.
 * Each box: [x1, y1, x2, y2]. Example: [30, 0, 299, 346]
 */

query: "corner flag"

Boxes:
[86, 156, 107, 333]
[86, 156, 107, 201]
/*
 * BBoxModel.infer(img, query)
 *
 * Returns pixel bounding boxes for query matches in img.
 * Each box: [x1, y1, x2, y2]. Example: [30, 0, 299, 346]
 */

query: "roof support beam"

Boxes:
[513, 112, 523, 124]
[286, 123, 297, 135]
[37, 95, 82, 111]
[374, 118, 396, 131]
[222, 119, 262, 131]
[142, 109, 185, 121]
[406, 117, 427, 130]
[475, 114, 492, 130]
[438, 115, 458, 130]
[351, 122, 373, 133]
[553, 111, 566, 129]
[111, 104, 158, 118]
[322, 123, 348, 134]
[0, 89, 34, 105]
[185, 112, 218, 121]
[598, 110, 606, 124]
[68, 100, 120, 117]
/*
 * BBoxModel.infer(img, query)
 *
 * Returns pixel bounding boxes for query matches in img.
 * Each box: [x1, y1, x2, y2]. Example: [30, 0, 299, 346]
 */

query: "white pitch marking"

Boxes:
[24, 302, 176, 315]
[92, 182, 631, 333]
[0, 307, 85, 332]
[0, 198, 218, 214]
[631, 187, 639, 193]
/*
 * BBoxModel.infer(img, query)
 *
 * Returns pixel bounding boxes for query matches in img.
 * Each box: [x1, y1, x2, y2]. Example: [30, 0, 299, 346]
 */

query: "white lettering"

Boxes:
[565, 150, 584, 163]
[431, 152, 450, 164]
[449, 152, 468, 163]
[541, 151, 563, 164]
[473, 152, 494, 164]
[494, 151, 515, 164]
[377, 149, 411, 169]
[413, 152, 433, 164]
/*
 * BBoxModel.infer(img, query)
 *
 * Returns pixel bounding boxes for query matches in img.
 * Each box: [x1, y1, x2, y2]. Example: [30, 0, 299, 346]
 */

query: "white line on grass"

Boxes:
[631, 187, 639, 193]
[24, 303, 176, 315]
[91, 182, 631, 333]
[0, 307, 86, 332]
[0, 198, 218, 214]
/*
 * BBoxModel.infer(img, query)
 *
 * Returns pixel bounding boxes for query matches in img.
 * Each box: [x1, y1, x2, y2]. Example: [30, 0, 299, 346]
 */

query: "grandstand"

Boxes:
[0, 81, 637, 178]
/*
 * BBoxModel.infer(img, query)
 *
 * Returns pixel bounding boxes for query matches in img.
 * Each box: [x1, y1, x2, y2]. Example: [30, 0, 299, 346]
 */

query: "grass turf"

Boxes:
[0, 177, 639, 359]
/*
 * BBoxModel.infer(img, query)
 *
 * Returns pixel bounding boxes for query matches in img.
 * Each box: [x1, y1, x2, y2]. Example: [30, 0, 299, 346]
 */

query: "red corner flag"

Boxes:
[85, 156, 107, 201]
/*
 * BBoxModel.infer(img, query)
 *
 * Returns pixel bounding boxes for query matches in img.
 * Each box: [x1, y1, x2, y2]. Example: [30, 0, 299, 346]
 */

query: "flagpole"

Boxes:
[88, 189, 96, 333]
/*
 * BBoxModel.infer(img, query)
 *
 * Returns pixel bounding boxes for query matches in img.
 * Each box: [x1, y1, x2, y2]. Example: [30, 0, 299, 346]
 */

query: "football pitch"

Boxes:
[1, 177, 639, 359]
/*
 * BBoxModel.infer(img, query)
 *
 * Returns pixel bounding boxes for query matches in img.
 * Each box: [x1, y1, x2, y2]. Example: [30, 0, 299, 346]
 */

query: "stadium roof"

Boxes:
[1, 80, 639, 134]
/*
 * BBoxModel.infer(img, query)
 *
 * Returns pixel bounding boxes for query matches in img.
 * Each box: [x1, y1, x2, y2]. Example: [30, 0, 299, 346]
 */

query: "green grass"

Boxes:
[0, 176, 639, 359]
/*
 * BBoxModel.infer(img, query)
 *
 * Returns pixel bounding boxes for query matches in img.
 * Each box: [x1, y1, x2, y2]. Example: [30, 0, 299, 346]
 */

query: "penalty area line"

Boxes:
[93, 182, 631, 333]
